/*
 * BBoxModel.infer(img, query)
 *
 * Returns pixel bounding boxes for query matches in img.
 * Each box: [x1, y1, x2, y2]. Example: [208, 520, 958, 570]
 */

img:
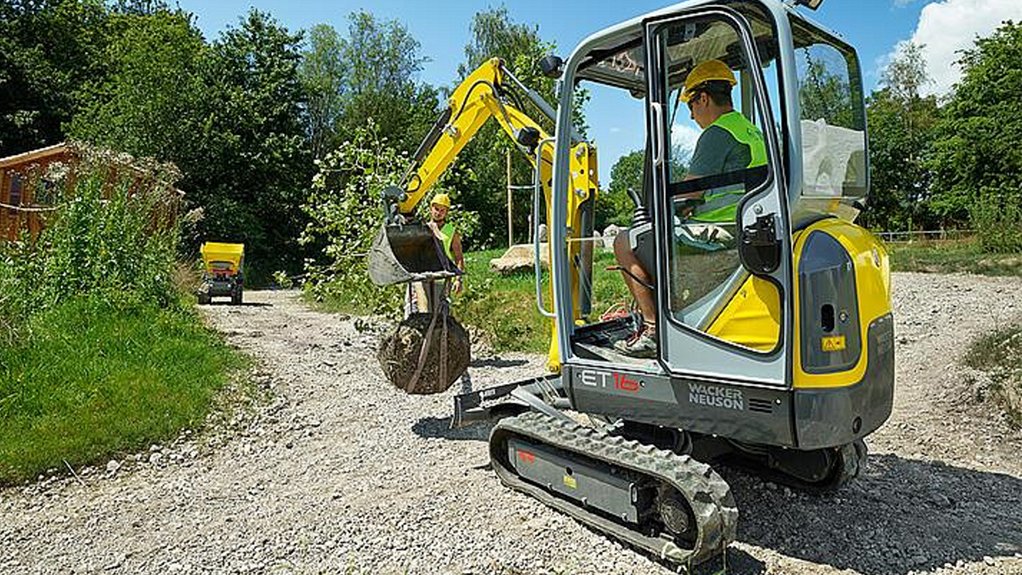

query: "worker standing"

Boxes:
[405, 193, 465, 317]
[612, 59, 767, 358]
[427, 193, 465, 295]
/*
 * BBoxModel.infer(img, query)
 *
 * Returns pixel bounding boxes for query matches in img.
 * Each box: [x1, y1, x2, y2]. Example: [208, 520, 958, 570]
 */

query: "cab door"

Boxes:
[643, 7, 792, 388]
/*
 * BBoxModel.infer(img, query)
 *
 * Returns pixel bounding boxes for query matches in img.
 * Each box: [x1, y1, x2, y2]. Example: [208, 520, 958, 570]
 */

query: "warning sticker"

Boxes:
[822, 335, 846, 352]
[563, 475, 577, 489]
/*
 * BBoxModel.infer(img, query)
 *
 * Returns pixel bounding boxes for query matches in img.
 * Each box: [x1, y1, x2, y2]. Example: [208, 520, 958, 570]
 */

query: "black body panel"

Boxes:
[564, 313, 893, 450]
[798, 231, 862, 374]
[793, 313, 895, 449]
[566, 365, 795, 447]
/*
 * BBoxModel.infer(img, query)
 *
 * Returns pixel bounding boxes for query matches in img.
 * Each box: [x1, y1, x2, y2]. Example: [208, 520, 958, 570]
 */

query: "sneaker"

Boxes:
[614, 324, 657, 358]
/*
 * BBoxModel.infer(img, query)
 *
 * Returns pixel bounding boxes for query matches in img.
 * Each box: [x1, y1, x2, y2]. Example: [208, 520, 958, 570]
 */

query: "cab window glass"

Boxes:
[791, 17, 867, 198]
[654, 15, 779, 353]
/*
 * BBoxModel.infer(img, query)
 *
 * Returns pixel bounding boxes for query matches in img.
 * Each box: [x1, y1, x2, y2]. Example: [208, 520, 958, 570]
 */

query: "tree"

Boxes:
[600, 150, 644, 229]
[333, 11, 438, 156]
[797, 54, 856, 129]
[929, 21, 1022, 250]
[459, 6, 555, 105]
[300, 24, 347, 161]
[187, 10, 313, 279]
[0, 0, 110, 155]
[862, 42, 940, 231]
[299, 119, 405, 315]
[69, 7, 207, 162]
[453, 7, 562, 248]
[881, 42, 929, 104]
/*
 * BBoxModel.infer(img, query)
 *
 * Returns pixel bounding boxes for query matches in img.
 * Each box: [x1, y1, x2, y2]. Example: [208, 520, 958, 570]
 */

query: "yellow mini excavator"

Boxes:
[370, 0, 893, 567]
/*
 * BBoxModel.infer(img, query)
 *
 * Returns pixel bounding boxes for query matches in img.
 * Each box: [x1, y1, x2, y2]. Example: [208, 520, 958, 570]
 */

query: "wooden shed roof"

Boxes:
[0, 142, 70, 170]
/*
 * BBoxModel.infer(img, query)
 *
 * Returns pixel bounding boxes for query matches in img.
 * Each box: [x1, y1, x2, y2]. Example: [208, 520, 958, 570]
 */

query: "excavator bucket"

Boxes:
[368, 223, 460, 286]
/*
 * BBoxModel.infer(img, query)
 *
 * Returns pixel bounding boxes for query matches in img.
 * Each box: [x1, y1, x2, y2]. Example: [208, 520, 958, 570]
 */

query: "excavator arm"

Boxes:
[393, 58, 595, 223]
[370, 58, 599, 371]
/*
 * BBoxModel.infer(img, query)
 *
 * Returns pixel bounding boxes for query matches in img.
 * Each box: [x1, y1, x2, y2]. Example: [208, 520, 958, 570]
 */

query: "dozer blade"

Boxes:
[490, 412, 737, 567]
[368, 223, 460, 286]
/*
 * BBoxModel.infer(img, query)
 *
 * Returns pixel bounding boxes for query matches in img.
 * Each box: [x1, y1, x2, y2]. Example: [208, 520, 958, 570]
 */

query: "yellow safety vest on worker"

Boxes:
[437, 222, 456, 260]
[691, 111, 768, 223]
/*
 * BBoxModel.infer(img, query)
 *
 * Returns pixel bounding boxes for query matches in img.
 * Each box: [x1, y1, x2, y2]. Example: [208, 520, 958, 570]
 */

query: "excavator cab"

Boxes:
[547, 0, 889, 442]
[450, 0, 893, 568]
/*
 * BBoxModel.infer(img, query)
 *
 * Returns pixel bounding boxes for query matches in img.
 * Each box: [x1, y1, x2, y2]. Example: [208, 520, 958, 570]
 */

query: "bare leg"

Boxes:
[613, 232, 656, 326]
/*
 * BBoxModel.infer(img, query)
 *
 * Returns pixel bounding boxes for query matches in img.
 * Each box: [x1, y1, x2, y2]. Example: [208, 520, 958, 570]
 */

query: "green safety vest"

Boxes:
[438, 222, 456, 260]
[691, 111, 768, 223]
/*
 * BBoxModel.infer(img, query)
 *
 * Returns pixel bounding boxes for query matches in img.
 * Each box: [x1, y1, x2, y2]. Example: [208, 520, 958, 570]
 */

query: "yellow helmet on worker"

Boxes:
[681, 60, 737, 103]
[430, 193, 451, 208]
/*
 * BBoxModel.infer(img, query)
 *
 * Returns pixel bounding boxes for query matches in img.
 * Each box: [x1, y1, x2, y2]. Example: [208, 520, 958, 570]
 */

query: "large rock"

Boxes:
[377, 313, 470, 395]
[489, 243, 549, 275]
[603, 224, 622, 250]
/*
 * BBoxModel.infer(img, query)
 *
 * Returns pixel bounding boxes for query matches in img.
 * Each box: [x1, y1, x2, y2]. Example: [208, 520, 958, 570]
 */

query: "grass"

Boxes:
[887, 237, 1022, 276]
[964, 326, 1022, 427]
[435, 247, 629, 353]
[0, 297, 246, 485]
[309, 246, 631, 354]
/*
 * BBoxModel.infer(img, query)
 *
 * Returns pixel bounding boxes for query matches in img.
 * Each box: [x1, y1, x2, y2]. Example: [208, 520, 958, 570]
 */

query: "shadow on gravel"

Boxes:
[727, 453, 1022, 574]
[412, 416, 492, 442]
[469, 357, 530, 369]
[204, 301, 273, 307]
[719, 548, 767, 575]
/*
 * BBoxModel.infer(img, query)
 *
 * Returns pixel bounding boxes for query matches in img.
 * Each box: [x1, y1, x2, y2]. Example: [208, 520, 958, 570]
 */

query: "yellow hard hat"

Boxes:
[430, 193, 451, 208]
[680, 60, 737, 103]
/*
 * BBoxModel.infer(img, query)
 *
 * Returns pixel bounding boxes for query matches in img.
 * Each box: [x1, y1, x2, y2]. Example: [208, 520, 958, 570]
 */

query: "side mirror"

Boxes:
[515, 127, 541, 152]
[538, 55, 564, 79]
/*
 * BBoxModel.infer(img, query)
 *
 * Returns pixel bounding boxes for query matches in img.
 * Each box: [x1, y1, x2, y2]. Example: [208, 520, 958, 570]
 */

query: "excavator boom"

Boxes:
[368, 58, 599, 370]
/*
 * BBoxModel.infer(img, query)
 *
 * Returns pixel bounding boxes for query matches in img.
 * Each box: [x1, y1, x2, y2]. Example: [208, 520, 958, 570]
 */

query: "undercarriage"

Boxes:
[456, 378, 869, 567]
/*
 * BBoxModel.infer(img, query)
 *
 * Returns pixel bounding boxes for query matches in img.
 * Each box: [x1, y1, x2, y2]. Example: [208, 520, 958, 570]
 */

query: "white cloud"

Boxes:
[893, 0, 1022, 97]
[893, 0, 918, 7]
[671, 123, 701, 155]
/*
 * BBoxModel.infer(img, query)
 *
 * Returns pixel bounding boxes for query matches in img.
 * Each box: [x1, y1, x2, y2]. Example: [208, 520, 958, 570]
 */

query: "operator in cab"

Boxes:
[612, 59, 767, 358]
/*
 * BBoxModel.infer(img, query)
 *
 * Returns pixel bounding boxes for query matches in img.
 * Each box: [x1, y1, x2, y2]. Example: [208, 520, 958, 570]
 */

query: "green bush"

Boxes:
[299, 121, 407, 316]
[299, 120, 481, 317]
[0, 144, 247, 485]
[969, 187, 1022, 254]
[0, 145, 181, 321]
[964, 325, 1022, 427]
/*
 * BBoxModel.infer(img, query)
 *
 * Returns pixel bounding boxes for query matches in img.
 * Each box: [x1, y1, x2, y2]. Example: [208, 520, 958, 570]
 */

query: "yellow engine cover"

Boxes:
[703, 219, 890, 389]
[792, 219, 891, 389]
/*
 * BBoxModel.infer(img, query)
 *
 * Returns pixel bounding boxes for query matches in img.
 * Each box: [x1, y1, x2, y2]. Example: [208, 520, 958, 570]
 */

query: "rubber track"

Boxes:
[490, 412, 738, 566]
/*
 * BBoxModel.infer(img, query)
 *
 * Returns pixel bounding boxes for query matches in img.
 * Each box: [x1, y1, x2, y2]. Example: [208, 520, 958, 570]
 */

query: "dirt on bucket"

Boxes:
[377, 312, 471, 395]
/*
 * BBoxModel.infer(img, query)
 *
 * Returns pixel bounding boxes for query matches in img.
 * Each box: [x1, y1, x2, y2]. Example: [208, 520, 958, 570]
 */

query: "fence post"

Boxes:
[507, 149, 513, 248]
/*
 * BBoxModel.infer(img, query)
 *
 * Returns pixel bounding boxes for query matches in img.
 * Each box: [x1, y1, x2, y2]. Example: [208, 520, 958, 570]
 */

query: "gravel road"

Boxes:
[3, 272, 1022, 575]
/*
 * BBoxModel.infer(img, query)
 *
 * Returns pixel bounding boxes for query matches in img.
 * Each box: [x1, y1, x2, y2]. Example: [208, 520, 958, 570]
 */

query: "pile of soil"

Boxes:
[376, 312, 470, 394]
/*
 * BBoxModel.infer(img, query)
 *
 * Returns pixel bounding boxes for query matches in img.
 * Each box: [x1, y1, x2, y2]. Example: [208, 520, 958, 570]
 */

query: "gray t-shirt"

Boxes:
[687, 125, 751, 177]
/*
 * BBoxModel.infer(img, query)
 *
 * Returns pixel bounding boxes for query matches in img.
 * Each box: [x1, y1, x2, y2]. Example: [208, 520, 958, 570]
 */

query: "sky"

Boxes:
[175, 0, 1022, 184]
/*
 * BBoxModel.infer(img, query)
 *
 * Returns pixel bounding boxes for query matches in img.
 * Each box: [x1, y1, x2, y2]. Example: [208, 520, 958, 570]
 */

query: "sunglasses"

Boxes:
[686, 91, 704, 111]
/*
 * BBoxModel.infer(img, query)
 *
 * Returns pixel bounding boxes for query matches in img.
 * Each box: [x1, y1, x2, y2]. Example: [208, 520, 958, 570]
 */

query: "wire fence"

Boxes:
[875, 229, 974, 243]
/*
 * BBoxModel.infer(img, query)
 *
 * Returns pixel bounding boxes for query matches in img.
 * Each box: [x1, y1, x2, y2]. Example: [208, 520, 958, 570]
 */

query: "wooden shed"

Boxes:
[0, 143, 72, 241]
[0, 142, 183, 242]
